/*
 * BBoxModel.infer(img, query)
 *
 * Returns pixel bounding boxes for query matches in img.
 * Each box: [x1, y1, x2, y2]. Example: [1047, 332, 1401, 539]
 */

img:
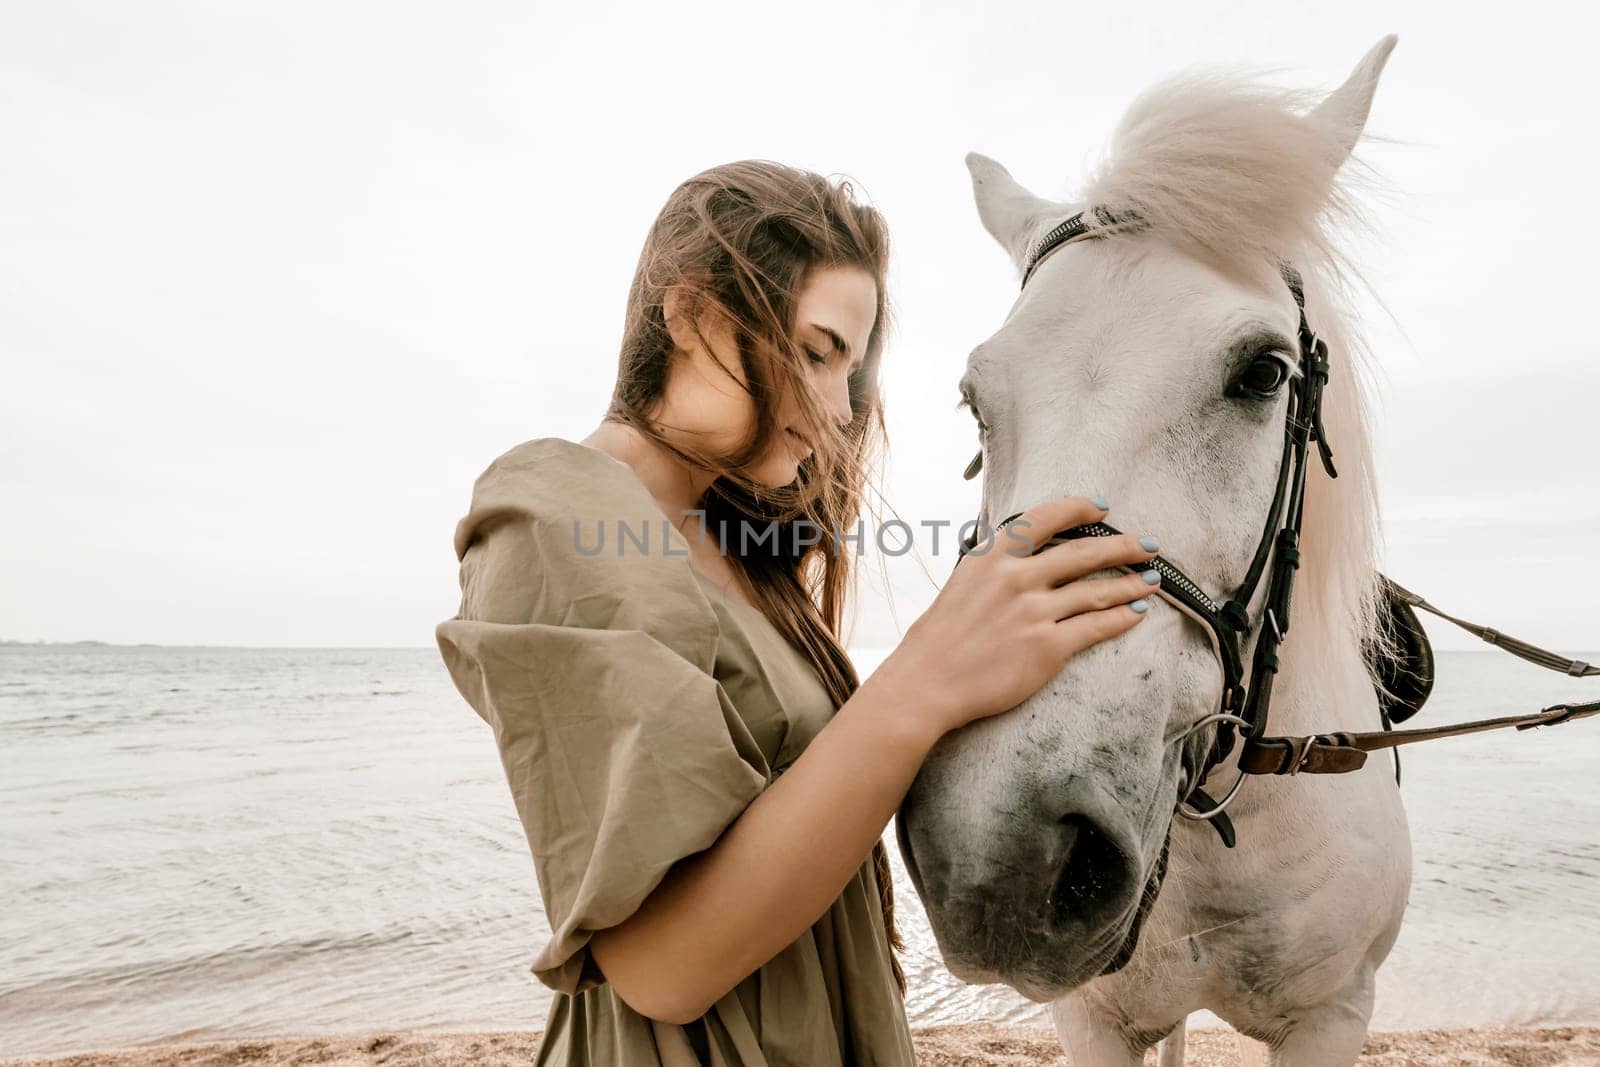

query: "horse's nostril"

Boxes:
[1047, 814, 1129, 925]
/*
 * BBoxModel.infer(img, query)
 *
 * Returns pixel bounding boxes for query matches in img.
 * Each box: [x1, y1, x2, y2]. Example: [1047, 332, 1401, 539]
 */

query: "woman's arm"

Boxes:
[588, 658, 942, 1024]
[589, 495, 1160, 1023]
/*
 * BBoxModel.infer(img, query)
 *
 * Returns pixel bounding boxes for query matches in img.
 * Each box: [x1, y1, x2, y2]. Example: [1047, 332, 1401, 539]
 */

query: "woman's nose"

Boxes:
[826, 368, 853, 428]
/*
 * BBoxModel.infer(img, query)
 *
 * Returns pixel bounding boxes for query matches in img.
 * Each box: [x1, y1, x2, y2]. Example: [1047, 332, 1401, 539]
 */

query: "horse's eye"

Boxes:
[1229, 353, 1291, 400]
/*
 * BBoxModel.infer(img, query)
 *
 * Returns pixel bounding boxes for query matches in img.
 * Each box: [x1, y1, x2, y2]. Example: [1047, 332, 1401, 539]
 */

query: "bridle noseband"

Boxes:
[953, 206, 1338, 849]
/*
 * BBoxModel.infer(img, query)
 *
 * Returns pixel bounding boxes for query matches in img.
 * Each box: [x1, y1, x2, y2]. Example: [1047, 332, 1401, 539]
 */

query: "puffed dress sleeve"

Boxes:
[434, 440, 771, 997]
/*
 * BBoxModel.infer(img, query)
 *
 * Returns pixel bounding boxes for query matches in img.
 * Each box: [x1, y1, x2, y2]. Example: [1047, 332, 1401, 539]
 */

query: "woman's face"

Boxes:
[660, 264, 875, 487]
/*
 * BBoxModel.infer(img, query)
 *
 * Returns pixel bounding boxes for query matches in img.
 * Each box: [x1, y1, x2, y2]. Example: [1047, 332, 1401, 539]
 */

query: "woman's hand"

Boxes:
[874, 495, 1160, 743]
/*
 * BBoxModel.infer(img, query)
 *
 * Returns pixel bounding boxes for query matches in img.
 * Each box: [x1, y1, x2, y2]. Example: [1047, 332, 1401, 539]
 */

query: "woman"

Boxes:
[435, 160, 1161, 1065]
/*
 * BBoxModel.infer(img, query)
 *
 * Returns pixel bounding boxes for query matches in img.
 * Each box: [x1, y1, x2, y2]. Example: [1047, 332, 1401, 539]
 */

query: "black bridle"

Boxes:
[955, 207, 1343, 848]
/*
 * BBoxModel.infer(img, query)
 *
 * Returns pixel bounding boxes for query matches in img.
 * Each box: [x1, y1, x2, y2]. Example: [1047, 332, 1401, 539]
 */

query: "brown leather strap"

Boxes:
[1383, 579, 1598, 678]
[1235, 581, 1600, 776]
[1240, 699, 1600, 775]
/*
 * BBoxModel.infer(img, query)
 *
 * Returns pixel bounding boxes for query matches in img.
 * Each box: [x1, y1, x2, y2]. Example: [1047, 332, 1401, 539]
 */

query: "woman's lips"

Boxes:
[785, 427, 814, 456]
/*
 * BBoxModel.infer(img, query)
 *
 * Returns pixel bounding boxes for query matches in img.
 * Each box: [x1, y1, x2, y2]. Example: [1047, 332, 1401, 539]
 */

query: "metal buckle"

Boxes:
[1287, 735, 1323, 776]
[1266, 608, 1284, 644]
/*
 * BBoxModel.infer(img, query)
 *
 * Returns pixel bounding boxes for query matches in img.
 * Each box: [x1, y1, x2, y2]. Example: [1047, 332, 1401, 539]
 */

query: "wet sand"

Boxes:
[7, 1024, 1600, 1065]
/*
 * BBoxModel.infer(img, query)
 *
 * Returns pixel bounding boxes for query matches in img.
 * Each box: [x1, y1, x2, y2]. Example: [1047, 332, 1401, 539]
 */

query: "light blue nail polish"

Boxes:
[1139, 536, 1160, 552]
[1091, 494, 1110, 510]
[1130, 599, 1150, 614]
[1140, 569, 1160, 585]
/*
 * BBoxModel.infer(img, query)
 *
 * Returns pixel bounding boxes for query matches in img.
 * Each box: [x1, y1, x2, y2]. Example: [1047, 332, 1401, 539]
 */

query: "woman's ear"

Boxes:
[663, 283, 731, 357]
[662, 284, 696, 352]
[663, 284, 742, 381]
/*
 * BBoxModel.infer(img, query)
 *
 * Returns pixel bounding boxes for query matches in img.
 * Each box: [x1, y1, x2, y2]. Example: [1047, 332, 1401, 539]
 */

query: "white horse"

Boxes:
[897, 37, 1412, 1066]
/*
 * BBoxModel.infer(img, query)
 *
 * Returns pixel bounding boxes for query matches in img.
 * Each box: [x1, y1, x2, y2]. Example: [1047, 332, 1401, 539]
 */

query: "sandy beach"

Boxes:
[8, 1024, 1600, 1066]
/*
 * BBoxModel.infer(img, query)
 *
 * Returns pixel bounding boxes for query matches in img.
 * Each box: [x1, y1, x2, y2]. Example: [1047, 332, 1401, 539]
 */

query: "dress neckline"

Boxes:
[541, 436, 776, 623]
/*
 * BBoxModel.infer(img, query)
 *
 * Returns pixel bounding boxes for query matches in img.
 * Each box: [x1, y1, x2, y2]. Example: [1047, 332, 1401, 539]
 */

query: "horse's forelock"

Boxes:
[1079, 67, 1379, 283]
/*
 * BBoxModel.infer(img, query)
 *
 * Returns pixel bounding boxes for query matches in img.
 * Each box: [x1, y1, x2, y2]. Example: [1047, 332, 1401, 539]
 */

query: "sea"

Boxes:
[2, 644, 1597, 1058]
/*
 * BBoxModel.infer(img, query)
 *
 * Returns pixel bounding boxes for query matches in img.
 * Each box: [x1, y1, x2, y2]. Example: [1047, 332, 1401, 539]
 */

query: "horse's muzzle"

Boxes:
[898, 785, 1151, 997]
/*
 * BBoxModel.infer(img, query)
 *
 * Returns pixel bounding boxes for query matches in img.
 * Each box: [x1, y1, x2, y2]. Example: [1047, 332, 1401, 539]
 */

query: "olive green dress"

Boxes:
[435, 436, 917, 1066]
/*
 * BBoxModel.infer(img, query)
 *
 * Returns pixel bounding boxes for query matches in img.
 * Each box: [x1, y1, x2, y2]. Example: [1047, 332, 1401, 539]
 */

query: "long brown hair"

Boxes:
[603, 159, 905, 994]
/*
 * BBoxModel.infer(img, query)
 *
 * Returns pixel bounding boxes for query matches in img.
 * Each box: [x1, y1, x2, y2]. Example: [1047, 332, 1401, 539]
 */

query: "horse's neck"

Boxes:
[1266, 624, 1378, 737]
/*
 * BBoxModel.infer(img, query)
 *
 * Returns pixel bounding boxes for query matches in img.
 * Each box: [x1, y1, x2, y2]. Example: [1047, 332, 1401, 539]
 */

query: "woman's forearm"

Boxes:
[587, 660, 947, 1023]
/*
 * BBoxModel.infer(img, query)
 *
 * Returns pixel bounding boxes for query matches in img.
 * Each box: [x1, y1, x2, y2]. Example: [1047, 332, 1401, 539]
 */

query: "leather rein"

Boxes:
[953, 207, 1599, 848]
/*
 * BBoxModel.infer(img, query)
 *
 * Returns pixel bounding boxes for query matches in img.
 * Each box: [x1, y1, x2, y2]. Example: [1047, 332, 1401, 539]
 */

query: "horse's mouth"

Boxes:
[1000, 827, 1173, 1002]
[1096, 830, 1172, 977]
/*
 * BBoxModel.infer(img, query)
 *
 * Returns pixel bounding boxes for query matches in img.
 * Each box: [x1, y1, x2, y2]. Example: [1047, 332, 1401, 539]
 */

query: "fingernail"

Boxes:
[1090, 494, 1110, 510]
[1140, 569, 1160, 585]
[1139, 536, 1160, 552]
[1130, 599, 1150, 614]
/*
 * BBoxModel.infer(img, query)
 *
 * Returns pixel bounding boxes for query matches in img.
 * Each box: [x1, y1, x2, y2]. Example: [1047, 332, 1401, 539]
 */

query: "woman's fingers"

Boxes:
[1032, 531, 1159, 585]
[1047, 570, 1159, 621]
[984, 495, 1111, 558]
[1051, 596, 1152, 656]
[970, 498, 1158, 586]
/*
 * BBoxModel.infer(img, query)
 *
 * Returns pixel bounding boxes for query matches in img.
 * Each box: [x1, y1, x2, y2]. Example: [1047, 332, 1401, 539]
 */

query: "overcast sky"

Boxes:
[3, 1, 1596, 652]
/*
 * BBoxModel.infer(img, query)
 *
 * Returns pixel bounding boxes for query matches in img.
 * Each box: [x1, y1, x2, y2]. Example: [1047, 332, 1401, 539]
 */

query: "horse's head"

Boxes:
[897, 37, 1396, 1000]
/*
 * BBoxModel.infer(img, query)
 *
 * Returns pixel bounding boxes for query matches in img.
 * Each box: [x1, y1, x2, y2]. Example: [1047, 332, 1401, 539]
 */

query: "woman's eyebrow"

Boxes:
[808, 322, 865, 371]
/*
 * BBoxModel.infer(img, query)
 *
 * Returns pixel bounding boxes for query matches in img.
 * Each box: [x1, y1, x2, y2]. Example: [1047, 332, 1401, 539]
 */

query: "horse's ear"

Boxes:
[965, 152, 1070, 275]
[1309, 34, 1398, 170]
